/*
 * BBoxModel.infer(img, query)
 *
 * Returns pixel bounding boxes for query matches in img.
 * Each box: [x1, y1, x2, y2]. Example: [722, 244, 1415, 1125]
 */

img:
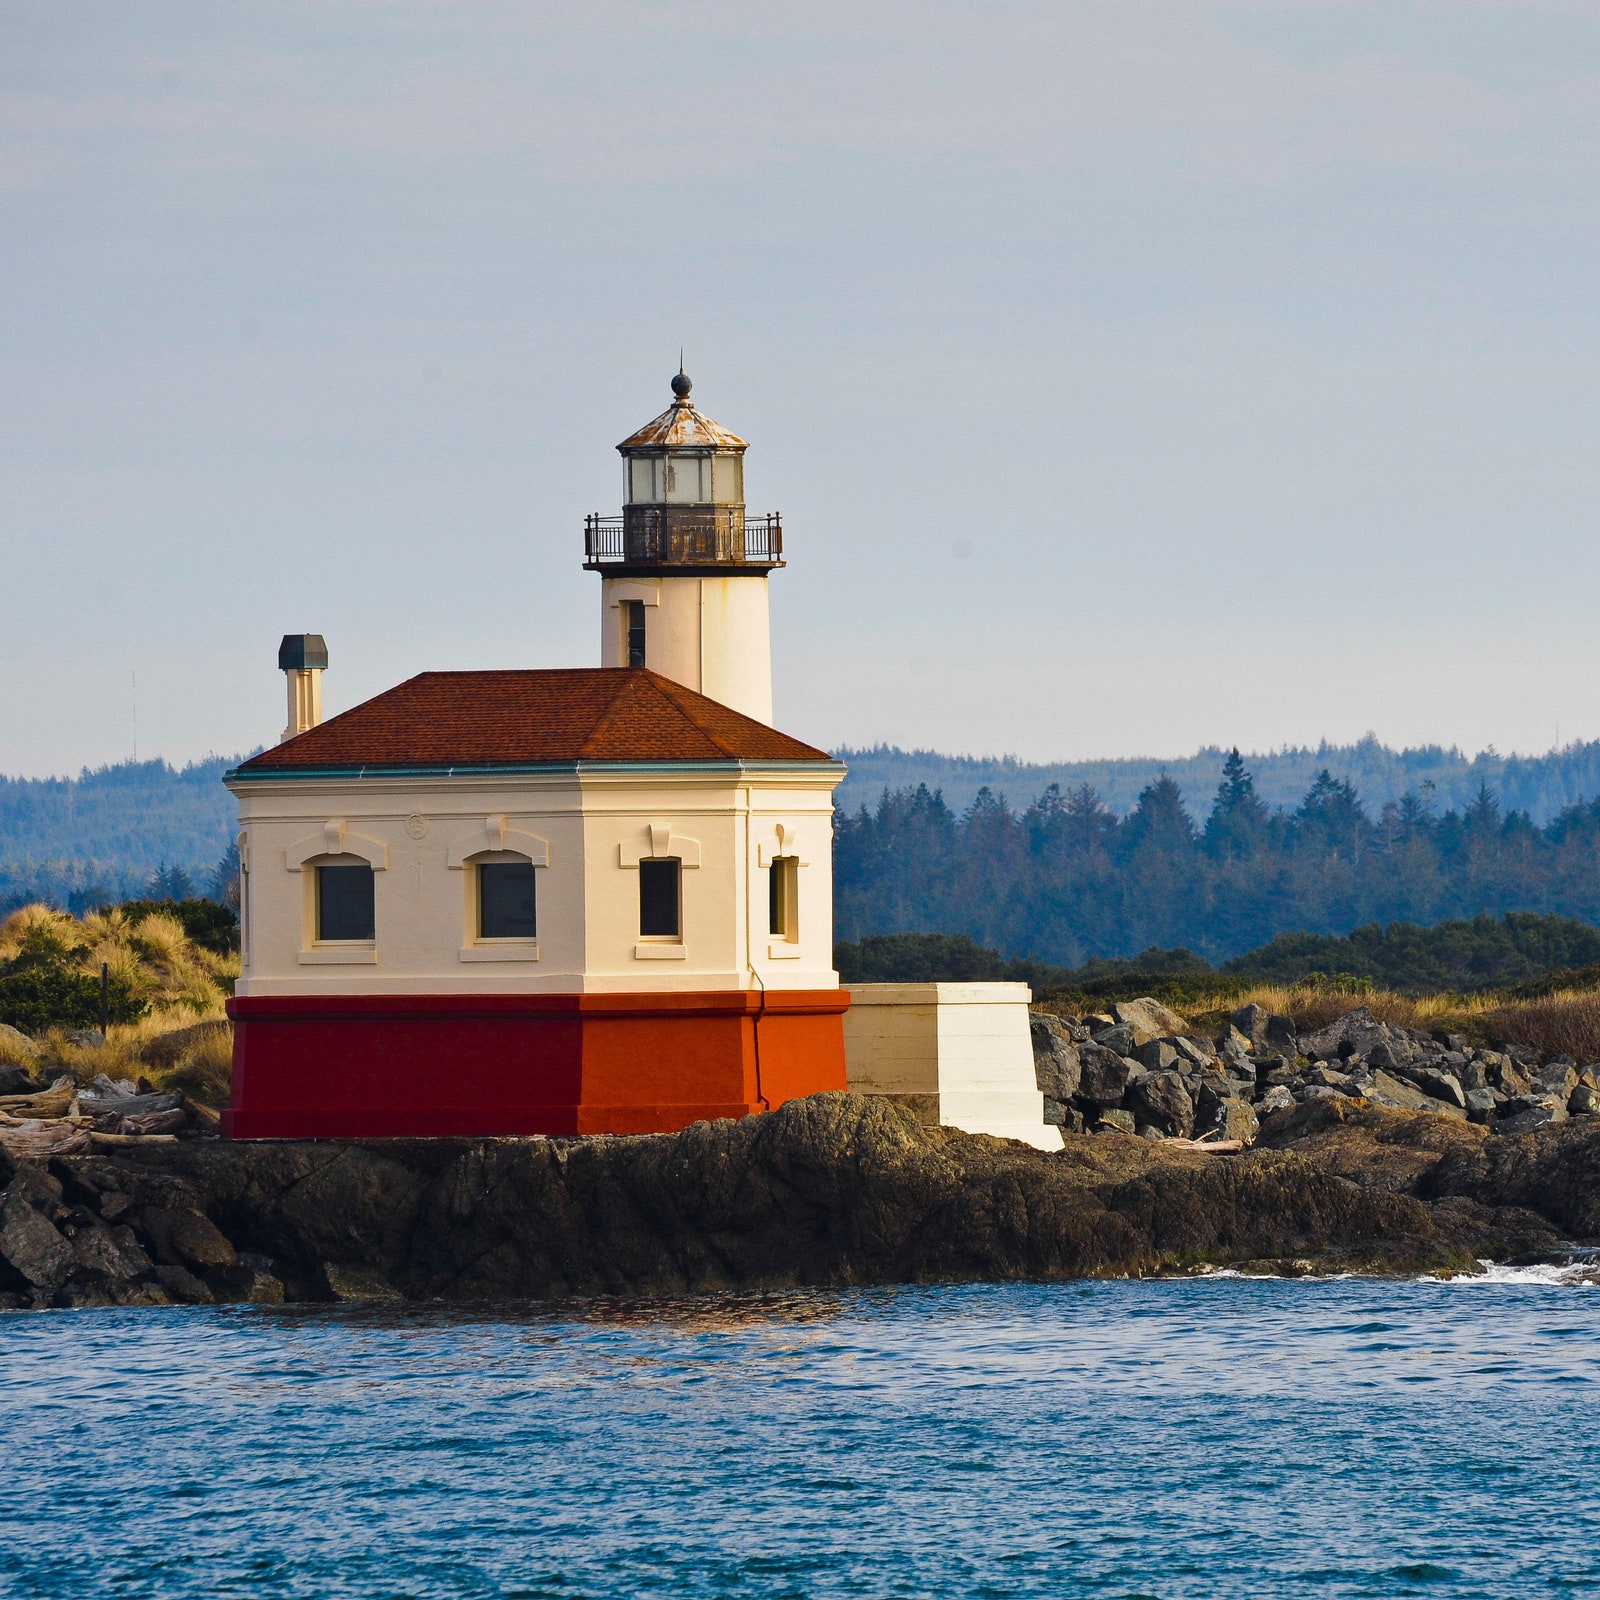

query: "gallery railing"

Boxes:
[584, 509, 784, 568]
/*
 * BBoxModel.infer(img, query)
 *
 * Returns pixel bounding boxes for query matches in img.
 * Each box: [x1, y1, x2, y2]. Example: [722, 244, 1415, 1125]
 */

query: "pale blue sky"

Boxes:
[4, 1, 1600, 776]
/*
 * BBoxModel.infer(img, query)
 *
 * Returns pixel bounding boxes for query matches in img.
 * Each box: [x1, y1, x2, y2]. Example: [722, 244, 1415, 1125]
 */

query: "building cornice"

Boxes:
[224, 758, 847, 794]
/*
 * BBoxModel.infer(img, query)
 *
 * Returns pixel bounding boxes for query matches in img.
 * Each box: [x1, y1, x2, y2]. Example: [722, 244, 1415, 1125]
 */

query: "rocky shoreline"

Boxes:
[2, 1086, 1598, 1312]
[1032, 998, 1600, 1142]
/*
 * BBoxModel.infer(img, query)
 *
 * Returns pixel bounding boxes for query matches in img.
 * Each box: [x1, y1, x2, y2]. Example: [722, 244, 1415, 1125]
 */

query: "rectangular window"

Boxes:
[479, 861, 537, 940]
[769, 856, 798, 940]
[639, 857, 681, 938]
[625, 600, 646, 668]
[317, 863, 374, 941]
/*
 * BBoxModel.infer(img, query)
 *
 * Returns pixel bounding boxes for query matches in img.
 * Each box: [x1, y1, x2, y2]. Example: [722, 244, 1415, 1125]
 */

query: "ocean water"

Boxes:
[3, 1272, 1599, 1599]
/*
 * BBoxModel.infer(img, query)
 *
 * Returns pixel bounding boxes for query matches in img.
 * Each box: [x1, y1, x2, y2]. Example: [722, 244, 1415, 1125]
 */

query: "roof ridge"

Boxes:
[644, 671, 744, 758]
[577, 669, 661, 758]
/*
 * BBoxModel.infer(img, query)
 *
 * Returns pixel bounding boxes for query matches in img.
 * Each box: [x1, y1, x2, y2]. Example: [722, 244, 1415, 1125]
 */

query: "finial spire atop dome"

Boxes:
[671, 364, 691, 400]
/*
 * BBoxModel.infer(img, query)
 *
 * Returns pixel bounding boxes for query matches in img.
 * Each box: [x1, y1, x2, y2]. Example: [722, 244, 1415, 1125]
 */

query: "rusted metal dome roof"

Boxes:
[617, 373, 747, 452]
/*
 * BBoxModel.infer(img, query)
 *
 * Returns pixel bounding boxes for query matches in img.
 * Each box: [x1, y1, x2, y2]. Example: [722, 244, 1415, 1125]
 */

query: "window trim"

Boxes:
[295, 852, 379, 961]
[451, 833, 546, 963]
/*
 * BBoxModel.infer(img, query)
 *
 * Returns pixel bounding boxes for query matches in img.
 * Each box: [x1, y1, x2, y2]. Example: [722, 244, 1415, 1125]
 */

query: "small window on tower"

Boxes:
[625, 601, 646, 668]
[769, 856, 799, 941]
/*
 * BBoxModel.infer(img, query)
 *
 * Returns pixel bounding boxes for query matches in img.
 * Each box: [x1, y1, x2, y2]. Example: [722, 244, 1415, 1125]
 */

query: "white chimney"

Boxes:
[278, 634, 328, 742]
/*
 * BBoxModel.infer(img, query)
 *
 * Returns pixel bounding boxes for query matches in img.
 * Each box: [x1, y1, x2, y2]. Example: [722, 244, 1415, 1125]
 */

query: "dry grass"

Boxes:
[1, 901, 237, 1018]
[1474, 992, 1600, 1064]
[151, 1025, 233, 1106]
[2, 901, 237, 1104]
[1149, 977, 1600, 1063]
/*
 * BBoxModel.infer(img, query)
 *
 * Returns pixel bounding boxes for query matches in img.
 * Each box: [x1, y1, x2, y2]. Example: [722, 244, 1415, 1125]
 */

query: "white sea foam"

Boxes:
[1428, 1258, 1600, 1287]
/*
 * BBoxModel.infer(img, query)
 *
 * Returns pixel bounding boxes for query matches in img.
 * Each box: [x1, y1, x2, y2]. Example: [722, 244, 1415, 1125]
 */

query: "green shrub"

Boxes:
[0, 965, 144, 1035]
[110, 897, 238, 956]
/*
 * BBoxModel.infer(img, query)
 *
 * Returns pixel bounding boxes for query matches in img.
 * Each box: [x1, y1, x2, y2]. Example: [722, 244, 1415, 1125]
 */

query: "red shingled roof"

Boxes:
[235, 669, 831, 773]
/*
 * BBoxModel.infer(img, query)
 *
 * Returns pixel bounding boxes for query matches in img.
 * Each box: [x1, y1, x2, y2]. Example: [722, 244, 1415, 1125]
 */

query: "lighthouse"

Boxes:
[586, 371, 780, 724]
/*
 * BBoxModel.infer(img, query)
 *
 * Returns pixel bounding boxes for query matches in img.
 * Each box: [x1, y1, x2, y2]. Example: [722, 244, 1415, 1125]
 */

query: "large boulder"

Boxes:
[0, 1065, 40, 1097]
[1495, 1094, 1568, 1136]
[1229, 1003, 1270, 1050]
[1128, 1071, 1195, 1138]
[1299, 1007, 1404, 1064]
[1364, 1071, 1467, 1122]
[1109, 999, 1187, 1047]
[1076, 1044, 1142, 1107]
[1171, 1036, 1215, 1070]
[0, 1024, 40, 1066]
[67, 1216, 155, 1283]
[1136, 1039, 1180, 1074]
[1091, 1023, 1140, 1057]
[131, 1205, 238, 1274]
[0, 1186, 75, 1296]
[1395, 1065, 1467, 1109]
[1534, 1060, 1580, 1101]
[1207, 1097, 1259, 1145]
[1029, 1015, 1082, 1102]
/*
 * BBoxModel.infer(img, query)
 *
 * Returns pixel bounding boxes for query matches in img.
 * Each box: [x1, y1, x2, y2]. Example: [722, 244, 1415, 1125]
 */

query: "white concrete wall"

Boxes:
[231, 767, 839, 997]
[843, 983, 1062, 1151]
[600, 574, 773, 725]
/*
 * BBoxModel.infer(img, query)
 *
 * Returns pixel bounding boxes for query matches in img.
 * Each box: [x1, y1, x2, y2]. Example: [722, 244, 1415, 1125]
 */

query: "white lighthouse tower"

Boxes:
[586, 371, 781, 724]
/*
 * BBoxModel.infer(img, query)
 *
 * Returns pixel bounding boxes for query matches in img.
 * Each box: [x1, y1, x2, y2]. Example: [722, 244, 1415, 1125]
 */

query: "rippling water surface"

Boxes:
[3, 1273, 1600, 1598]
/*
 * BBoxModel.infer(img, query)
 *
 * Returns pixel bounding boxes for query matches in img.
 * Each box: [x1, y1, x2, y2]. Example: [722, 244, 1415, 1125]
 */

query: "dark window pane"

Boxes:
[769, 859, 783, 936]
[626, 600, 646, 668]
[480, 862, 537, 939]
[318, 864, 374, 941]
[639, 858, 680, 938]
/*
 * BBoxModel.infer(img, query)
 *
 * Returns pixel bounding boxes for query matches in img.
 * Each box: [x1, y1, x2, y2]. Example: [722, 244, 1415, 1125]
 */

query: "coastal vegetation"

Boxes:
[0, 901, 238, 1105]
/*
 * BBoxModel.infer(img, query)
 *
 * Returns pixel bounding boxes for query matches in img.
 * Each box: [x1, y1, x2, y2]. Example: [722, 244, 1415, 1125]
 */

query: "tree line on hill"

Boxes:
[834, 913, 1600, 1005]
[835, 736, 1600, 824]
[834, 752, 1600, 968]
[0, 756, 243, 913]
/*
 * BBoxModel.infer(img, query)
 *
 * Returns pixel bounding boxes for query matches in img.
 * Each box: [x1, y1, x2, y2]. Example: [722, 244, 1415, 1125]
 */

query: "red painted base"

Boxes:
[223, 989, 851, 1139]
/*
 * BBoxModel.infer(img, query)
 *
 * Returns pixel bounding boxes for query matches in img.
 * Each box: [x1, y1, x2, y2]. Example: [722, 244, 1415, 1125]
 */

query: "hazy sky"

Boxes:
[4, 1, 1600, 777]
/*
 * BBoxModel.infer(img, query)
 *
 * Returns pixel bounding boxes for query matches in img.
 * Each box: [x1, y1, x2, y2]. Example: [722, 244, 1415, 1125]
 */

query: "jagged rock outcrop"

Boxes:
[3, 1090, 1595, 1310]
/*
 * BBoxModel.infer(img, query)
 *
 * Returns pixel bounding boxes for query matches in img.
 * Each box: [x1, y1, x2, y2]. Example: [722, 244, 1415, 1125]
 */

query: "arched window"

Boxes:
[315, 856, 375, 942]
[477, 854, 537, 940]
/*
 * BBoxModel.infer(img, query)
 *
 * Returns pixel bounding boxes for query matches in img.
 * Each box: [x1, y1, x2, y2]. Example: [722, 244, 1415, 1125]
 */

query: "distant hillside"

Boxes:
[833, 737, 1600, 826]
[0, 756, 247, 911]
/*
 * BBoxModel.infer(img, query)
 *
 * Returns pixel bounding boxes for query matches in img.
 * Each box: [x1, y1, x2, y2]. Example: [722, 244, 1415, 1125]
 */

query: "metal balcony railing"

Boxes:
[584, 508, 784, 569]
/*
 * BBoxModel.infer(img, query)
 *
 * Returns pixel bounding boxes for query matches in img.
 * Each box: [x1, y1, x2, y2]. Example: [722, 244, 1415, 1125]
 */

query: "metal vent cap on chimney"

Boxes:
[278, 634, 329, 671]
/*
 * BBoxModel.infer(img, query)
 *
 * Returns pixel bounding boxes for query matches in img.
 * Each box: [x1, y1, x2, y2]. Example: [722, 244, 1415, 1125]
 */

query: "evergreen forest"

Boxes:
[834, 753, 1600, 967]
